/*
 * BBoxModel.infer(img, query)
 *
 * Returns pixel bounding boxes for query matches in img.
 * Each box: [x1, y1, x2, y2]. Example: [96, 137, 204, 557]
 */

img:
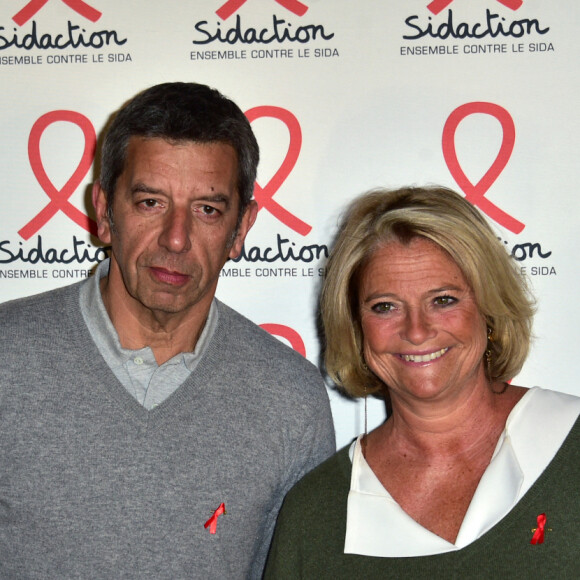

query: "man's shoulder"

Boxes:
[0, 281, 83, 329]
[211, 299, 332, 410]
[214, 299, 319, 370]
[211, 299, 335, 455]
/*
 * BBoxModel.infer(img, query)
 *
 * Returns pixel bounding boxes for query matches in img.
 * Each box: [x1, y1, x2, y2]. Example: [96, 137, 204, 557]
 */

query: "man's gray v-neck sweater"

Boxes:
[0, 281, 335, 578]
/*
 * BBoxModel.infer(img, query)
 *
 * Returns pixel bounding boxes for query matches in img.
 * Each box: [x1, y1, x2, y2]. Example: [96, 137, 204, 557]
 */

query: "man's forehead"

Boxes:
[126, 135, 238, 158]
[117, 137, 240, 202]
[122, 137, 237, 174]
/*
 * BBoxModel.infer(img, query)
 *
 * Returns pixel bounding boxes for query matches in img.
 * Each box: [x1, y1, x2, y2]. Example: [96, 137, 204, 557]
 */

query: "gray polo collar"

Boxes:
[79, 258, 218, 372]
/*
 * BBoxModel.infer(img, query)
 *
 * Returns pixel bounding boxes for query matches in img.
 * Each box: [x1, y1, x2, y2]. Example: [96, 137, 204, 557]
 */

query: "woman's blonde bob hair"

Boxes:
[321, 186, 535, 398]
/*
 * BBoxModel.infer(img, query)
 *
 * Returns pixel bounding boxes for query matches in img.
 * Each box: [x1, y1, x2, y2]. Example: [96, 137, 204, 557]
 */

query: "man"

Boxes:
[0, 83, 335, 578]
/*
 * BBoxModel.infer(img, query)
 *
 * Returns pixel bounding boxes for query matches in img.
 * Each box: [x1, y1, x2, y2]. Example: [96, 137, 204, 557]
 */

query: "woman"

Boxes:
[265, 186, 580, 578]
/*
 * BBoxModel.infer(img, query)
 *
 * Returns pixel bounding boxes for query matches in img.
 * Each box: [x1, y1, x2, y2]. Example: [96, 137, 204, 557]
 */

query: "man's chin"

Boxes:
[140, 296, 195, 316]
[135, 288, 208, 318]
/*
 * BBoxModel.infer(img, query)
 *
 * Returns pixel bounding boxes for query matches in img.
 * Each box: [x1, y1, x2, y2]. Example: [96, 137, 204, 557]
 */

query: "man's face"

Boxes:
[94, 137, 256, 325]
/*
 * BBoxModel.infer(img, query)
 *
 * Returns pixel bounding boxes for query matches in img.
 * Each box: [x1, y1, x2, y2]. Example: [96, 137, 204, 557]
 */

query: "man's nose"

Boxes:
[158, 207, 192, 253]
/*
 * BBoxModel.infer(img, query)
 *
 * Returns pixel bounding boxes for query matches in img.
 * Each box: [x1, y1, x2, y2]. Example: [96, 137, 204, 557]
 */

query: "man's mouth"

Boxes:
[150, 267, 190, 286]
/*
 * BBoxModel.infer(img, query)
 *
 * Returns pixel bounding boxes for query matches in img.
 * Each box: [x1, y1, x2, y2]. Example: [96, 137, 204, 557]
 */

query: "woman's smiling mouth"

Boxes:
[400, 347, 449, 363]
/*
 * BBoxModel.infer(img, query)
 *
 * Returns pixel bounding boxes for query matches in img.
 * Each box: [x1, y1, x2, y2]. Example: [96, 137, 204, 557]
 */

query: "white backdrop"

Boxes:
[1, 0, 578, 448]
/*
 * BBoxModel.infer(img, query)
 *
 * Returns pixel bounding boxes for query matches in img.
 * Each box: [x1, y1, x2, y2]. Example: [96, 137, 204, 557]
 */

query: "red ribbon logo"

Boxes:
[204, 502, 226, 534]
[216, 0, 308, 20]
[13, 0, 102, 26]
[442, 102, 524, 234]
[245, 106, 312, 236]
[427, 0, 522, 15]
[19, 110, 98, 240]
[530, 512, 547, 545]
[260, 324, 306, 358]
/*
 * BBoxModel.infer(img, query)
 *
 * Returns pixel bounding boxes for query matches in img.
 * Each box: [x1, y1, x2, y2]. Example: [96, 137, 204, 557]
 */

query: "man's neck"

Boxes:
[99, 275, 210, 365]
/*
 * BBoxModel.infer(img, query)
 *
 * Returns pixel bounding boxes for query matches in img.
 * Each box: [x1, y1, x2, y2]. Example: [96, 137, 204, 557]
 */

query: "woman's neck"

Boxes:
[370, 383, 526, 462]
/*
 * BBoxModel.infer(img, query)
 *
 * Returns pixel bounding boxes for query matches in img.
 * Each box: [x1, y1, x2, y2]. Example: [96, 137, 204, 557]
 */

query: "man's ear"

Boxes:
[92, 181, 112, 244]
[229, 200, 258, 260]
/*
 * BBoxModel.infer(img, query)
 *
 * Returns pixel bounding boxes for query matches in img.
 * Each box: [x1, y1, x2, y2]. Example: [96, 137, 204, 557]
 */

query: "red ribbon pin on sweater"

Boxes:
[530, 513, 547, 545]
[204, 503, 226, 534]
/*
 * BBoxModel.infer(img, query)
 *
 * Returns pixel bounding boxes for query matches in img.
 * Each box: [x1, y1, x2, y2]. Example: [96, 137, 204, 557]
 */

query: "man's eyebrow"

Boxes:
[129, 182, 161, 195]
[197, 193, 231, 205]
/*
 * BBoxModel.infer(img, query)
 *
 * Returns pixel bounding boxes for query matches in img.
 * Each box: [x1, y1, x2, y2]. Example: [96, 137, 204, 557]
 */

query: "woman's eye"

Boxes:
[434, 295, 456, 306]
[371, 302, 393, 313]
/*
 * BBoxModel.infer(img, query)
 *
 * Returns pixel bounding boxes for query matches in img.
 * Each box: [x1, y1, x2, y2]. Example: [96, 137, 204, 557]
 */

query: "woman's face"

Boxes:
[359, 237, 488, 407]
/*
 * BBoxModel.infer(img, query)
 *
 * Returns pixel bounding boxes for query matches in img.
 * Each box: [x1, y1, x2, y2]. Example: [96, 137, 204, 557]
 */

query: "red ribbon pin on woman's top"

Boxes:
[530, 513, 547, 545]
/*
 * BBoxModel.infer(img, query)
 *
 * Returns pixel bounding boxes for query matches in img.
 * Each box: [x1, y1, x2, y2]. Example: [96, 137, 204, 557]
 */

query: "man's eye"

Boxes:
[202, 205, 218, 215]
[140, 199, 159, 208]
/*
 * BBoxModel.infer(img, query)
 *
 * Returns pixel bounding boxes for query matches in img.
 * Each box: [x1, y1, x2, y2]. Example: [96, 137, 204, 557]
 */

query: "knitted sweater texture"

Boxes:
[265, 417, 580, 579]
[0, 282, 335, 579]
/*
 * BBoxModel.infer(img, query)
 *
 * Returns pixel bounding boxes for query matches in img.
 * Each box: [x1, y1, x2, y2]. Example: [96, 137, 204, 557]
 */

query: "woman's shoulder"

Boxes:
[505, 387, 580, 485]
[283, 444, 353, 509]
[511, 386, 580, 421]
[266, 446, 355, 578]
